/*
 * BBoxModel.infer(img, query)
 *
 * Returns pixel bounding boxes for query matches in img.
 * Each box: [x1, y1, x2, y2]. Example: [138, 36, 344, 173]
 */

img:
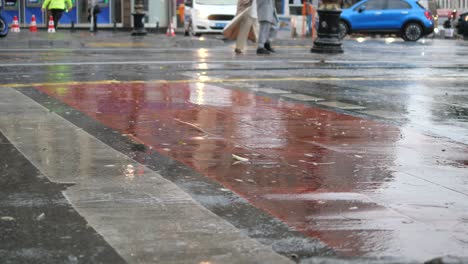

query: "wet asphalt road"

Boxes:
[0, 31, 468, 263]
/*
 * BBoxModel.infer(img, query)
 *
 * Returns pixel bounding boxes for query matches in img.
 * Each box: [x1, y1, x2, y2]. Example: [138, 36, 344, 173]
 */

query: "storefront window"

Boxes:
[74, 0, 112, 24]
[276, 0, 283, 13]
[26, 0, 42, 8]
[4, 0, 18, 10]
[78, 0, 89, 23]
[195, 0, 237, 4]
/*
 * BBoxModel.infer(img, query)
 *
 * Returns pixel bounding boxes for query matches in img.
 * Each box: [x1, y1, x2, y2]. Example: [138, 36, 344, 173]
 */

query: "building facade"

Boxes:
[1, 0, 297, 29]
[2, 0, 127, 27]
[6, 0, 462, 30]
[438, 0, 468, 10]
[1, 0, 169, 29]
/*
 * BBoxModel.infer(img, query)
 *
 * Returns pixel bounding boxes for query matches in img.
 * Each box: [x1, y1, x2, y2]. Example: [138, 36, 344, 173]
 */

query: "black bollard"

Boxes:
[131, 13, 147, 35]
[311, 9, 344, 54]
[464, 19, 468, 40]
[131, 0, 147, 36]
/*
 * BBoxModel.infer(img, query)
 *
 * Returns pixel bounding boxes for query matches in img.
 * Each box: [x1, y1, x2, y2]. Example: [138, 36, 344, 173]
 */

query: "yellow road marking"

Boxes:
[86, 42, 151, 48]
[0, 76, 462, 89]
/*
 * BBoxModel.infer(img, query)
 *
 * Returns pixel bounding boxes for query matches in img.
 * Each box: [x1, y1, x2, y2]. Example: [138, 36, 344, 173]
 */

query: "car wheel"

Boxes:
[402, 22, 423, 41]
[338, 20, 348, 40]
[0, 18, 8, 38]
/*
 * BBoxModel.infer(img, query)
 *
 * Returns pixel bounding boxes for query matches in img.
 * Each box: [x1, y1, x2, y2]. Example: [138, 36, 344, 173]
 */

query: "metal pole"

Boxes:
[167, 0, 171, 33]
[90, 0, 96, 32]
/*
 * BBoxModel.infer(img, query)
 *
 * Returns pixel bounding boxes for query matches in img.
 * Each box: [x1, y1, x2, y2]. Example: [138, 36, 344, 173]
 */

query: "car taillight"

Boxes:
[425, 11, 433, 20]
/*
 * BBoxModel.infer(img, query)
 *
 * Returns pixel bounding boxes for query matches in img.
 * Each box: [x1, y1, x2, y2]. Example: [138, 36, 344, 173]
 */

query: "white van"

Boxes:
[184, 0, 237, 36]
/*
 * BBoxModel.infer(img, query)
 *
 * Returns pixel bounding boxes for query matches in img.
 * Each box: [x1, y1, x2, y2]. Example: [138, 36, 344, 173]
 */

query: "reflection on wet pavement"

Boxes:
[36, 82, 468, 261]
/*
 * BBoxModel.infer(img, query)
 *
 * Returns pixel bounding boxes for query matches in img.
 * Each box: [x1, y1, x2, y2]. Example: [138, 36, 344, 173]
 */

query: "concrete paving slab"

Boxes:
[1, 31, 468, 263]
[16, 86, 334, 261]
[0, 88, 292, 264]
[359, 110, 407, 119]
[27, 80, 468, 262]
[0, 31, 225, 49]
[281, 94, 325, 101]
[252, 88, 292, 94]
[0, 133, 126, 264]
[317, 101, 367, 110]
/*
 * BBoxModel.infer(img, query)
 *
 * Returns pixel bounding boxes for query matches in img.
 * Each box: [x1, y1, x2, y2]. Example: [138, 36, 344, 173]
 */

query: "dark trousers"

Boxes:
[87, 14, 98, 32]
[464, 22, 468, 39]
[91, 15, 98, 31]
[50, 9, 64, 30]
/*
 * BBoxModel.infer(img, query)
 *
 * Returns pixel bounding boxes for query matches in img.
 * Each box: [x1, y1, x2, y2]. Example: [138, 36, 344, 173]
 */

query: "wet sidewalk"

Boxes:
[0, 133, 126, 263]
[0, 31, 227, 49]
[30, 81, 468, 262]
[1, 31, 468, 263]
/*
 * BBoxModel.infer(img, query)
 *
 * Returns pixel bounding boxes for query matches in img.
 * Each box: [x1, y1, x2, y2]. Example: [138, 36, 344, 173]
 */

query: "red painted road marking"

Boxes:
[36, 82, 468, 260]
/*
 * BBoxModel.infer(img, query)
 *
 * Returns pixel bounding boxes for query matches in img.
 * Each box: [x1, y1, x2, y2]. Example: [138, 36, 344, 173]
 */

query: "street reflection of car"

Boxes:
[338, 0, 435, 41]
[456, 12, 468, 36]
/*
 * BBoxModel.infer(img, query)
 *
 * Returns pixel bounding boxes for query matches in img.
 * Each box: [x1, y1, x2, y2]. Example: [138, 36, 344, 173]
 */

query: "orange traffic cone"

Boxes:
[11, 16, 20, 33]
[166, 22, 175, 37]
[29, 15, 38, 32]
[47, 16, 55, 33]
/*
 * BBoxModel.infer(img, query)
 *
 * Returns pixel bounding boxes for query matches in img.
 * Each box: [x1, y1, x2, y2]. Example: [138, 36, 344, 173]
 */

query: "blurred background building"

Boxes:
[1, 0, 466, 30]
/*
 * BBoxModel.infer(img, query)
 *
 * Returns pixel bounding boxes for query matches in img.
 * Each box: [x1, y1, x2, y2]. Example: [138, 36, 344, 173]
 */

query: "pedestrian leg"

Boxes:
[236, 17, 254, 53]
[51, 9, 63, 30]
[264, 23, 277, 52]
[257, 22, 272, 55]
[306, 15, 312, 36]
[258, 22, 271, 46]
[93, 15, 98, 31]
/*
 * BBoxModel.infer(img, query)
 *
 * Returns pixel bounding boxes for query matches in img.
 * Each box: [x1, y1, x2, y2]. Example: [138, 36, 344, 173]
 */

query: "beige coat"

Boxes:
[237, 0, 252, 15]
[223, 0, 257, 42]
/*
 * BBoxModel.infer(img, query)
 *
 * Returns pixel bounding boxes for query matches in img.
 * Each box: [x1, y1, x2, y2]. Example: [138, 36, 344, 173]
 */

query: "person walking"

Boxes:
[302, 0, 314, 37]
[256, 0, 278, 55]
[234, 0, 257, 54]
[184, 3, 193, 36]
[42, 0, 73, 30]
[88, 2, 101, 32]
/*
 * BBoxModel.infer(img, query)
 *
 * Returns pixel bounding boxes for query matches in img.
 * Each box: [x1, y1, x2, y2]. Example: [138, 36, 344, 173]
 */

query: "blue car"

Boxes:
[339, 0, 435, 41]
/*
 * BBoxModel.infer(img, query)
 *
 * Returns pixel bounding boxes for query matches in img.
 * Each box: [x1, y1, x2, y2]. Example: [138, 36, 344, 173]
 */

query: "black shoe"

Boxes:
[234, 48, 242, 54]
[265, 42, 275, 52]
[184, 31, 189, 36]
[256, 48, 271, 55]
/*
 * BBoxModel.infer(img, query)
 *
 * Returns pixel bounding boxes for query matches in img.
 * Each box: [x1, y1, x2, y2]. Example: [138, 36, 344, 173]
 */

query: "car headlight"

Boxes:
[195, 10, 209, 19]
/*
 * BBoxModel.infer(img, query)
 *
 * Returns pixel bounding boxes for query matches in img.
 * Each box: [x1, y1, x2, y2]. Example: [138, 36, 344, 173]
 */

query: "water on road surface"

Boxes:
[1, 33, 468, 263]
